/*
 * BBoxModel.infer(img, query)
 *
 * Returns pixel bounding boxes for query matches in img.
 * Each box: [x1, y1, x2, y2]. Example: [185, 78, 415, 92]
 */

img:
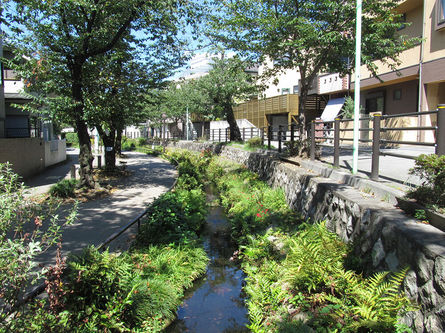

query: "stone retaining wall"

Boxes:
[169, 141, 445, 331]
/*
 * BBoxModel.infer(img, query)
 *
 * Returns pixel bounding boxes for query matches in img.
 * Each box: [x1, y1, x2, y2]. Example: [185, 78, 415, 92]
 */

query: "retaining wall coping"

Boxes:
[297, 158, 406, 205]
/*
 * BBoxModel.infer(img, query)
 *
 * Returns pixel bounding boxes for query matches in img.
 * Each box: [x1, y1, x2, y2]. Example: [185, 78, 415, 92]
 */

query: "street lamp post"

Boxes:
[352, 0, 363, 174]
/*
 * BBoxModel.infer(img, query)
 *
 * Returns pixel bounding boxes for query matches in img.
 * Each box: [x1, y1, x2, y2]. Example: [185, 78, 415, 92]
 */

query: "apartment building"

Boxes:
[348, 0, 445, 141]
[0, 47, 66, 178]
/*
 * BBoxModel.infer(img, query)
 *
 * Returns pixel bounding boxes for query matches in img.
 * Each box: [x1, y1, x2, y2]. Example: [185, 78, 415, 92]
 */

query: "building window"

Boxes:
[365, 92, 385, 114]
[3, 68, 19, 80]
[293, 85, 299, 94]
[281, 88, 290, 95]
[437, 0, 445, 30]
[393, 89, 402, 100]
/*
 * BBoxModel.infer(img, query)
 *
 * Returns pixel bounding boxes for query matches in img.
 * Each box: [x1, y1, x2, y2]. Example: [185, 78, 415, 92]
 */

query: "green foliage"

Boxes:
[121, 136, 138, 151]
[136, 189, 207, 246]
[208, 0, 419, 143]
[6, 0, 203, 187]
[214, 164, 300, 242]
[49, 179, 79, 198]
[137, 137, 147, 146]
[10, 244, 208, 332]
[408, 154, 445, 210]
[64, 133, 79, 148]
[339, 96, 364, 119]
[240, 224, 415, 332]
[136, 149, 210, 246]
[247, 137, 263, 149]
[0, 163, 77, 330]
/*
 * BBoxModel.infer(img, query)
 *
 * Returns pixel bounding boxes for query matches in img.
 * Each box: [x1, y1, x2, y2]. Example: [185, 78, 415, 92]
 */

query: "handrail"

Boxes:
[382, 110, 437, 119]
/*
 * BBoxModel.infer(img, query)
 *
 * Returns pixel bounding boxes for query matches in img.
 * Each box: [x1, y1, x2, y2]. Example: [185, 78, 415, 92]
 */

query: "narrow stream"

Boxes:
[166, 186, 249, 332]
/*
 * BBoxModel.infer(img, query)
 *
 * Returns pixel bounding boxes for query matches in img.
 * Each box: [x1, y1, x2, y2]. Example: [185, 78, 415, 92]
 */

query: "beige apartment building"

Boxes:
[350, 0, 445, 141]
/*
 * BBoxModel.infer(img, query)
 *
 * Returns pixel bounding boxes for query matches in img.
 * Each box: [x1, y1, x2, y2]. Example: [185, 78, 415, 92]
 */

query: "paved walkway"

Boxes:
[29, 151, 177, 268]
[318, 145, 436, 189]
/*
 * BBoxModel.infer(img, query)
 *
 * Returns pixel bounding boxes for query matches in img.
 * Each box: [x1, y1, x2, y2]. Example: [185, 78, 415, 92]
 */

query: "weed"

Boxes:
[49, 179, 79, 198]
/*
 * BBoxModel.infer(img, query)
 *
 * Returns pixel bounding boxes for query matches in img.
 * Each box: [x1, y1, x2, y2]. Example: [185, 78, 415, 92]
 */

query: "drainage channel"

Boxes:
[166, 186, 249, 332]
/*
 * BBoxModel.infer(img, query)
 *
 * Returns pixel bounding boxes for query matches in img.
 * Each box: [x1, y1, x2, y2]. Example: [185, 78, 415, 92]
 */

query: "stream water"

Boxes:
[165, 187, 249, 332]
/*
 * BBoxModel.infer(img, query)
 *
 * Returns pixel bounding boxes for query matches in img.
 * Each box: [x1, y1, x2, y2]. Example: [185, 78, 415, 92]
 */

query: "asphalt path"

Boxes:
[27, 151, 177, 268]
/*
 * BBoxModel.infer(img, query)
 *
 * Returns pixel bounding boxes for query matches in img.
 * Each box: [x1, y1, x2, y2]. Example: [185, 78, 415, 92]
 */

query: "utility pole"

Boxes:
[186, 106, 189, 140]
[352, 0, 362, 174]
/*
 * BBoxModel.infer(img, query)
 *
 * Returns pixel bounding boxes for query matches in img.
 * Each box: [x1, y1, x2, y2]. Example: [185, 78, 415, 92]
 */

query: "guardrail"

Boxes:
[309, 106, 444, 181]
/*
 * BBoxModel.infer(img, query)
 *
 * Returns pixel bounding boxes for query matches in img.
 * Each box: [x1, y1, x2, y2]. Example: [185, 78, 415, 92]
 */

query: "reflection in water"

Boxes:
[166, 188, 249, 333]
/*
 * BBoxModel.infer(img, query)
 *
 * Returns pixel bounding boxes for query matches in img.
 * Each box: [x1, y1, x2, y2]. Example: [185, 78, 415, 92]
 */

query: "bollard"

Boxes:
[371, 114, 381, 181]
[437, 105, 445, 156]
[70, 165, 76, 179]
[97, 155, 102, 169]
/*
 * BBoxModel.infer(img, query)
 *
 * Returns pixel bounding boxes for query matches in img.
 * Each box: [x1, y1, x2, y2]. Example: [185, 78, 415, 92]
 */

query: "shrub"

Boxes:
[64, 133, 78, 147]
[137, 137, 147, 146]
[49, 179, 79, 198]
[37, 245, 208, 332]
[247, 136, 263, 149]
[408, 154, 445, 210]
[136, 189, 207, 246]
[121, 136, 137, 151]
[0, 163, 76, 329]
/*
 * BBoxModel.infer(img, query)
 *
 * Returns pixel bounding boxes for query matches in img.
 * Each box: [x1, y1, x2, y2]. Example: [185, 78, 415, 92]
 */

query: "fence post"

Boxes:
[226, 128, 229, 142]
[268, 126, 272, 150]
[278, 125, 282, 153]
[251, 127, 254, 140]
[291, 123, 295, 143]
[334, 118, 340, 168]
[261, 128, 264, 146]
[219, 128, 221, 142]
[242, 127, 245, 142]
[310, 121, 315, 160]
[437, 105, 445, 156]
[371, 114, 381, 181]
[97, 155, 102, 169]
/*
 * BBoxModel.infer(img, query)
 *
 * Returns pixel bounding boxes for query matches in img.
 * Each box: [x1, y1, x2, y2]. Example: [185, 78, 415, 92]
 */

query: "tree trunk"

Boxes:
[103, 136, 116, 171]
[76, 118, 95, 188]
[96, 127, 117, 171]
[72, 63, 95, 188]
[225, 104, 242, 141]
[115, 127, 123, 156]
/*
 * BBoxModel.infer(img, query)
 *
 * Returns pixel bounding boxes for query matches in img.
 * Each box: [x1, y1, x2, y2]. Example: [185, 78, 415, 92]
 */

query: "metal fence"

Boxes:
[203, 124, 302, 152]
[309, 106, 444, 181]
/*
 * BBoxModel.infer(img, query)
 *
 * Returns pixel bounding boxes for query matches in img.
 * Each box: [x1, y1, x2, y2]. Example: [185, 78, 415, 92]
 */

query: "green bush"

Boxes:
[121, 136, 137, 151]
[65, 133, 78, 147]
[16, 245, 208, 332]
[408, 154, 445, 210]
[137, 137, 147, 146]
[0, 163, 76, 331]
[247, 136, 263, 149]
[49, 179, 79, 198]
[136, 188, 207, 246]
